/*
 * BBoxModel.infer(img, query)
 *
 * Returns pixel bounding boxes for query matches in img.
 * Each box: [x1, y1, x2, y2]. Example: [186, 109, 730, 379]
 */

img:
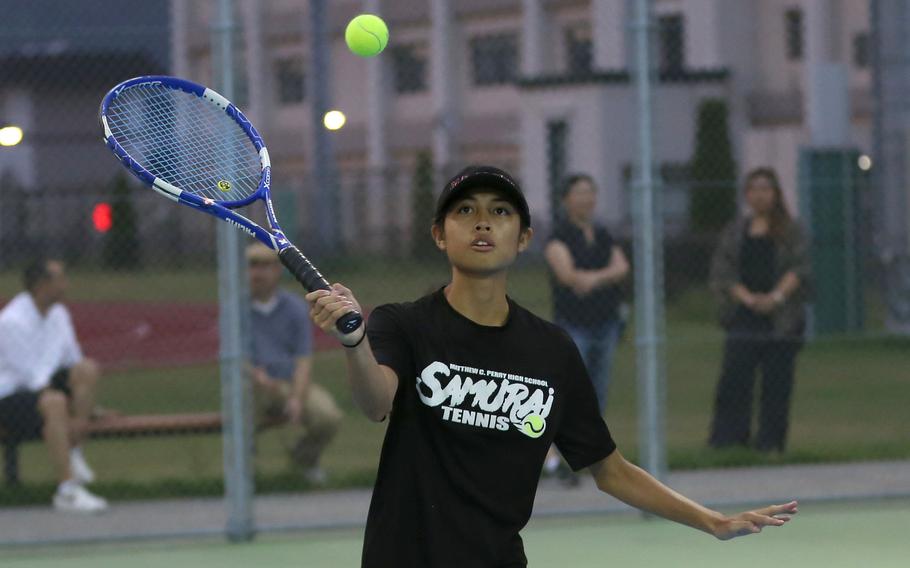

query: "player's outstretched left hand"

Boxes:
[713, 501, 798, 540]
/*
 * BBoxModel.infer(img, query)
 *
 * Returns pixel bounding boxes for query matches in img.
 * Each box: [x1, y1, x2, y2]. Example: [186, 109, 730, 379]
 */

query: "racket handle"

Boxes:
[336, 311, 364, 336]
[278, 246, 363, 335]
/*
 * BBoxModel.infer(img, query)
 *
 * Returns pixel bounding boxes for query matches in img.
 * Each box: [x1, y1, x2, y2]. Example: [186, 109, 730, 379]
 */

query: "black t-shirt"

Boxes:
[362, 289, 616, 568]
[732, 232, 776, 332]
[548, 221, 621, 327]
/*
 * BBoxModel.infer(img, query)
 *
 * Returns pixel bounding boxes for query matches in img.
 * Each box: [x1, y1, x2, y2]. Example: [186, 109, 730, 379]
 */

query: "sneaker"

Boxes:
[53, 481, 108, 514]
[70, 447, 96, 484]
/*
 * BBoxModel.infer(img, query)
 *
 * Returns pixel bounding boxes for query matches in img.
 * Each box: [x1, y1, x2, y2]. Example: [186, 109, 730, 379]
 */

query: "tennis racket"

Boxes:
[99, 75, 362, 335]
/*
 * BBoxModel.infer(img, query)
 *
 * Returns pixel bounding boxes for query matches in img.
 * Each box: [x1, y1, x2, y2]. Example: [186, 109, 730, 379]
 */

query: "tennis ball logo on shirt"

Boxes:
[417, 362, 555, 437]
[521, 413, 546, 438]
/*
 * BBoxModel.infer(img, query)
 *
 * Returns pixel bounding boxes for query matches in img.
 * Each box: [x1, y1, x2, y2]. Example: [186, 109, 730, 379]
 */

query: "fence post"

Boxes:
[213, 0, 255, 543]
[631, 0, 667, 483]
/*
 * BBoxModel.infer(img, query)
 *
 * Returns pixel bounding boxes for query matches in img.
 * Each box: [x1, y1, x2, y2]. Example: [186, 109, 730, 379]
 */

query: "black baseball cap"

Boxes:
[434, 165, 531, 228]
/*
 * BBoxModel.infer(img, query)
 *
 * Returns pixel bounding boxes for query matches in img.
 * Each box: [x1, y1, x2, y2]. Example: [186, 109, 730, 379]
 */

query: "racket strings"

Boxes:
[106, 83, 262, 202]
[113, 87, 259, 201]
[110, 86, 259, 200]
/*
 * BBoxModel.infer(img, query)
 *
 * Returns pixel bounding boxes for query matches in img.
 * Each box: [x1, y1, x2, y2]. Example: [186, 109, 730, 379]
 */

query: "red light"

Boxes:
[93, 203, 112, 233]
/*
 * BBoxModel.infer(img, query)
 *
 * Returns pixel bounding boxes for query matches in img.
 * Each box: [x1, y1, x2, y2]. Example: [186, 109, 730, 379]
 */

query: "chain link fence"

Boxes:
[0, 0, 229, 521]
[1, 0, 907, 545]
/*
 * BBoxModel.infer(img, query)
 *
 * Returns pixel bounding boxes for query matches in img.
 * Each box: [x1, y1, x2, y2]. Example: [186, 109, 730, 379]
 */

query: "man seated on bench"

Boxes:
[246, 243, 342, 485]
[0, 257, 108, 513]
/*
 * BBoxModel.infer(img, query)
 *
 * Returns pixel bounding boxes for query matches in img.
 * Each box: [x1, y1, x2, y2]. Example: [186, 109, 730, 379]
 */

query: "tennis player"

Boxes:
[306, 165, 797, 567]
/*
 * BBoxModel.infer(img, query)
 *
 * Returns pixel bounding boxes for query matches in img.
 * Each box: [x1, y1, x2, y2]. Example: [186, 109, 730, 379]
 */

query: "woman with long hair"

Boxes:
[708, 167, 812, 453]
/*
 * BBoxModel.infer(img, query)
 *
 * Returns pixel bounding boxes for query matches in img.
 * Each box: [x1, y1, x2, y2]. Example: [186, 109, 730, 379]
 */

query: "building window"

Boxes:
[547, 120, 569, 225]
[658, 14, 685, 75]
[565, 25, 593, 74]
[853, 32, 870, 68]
[470, 33, 518, 86]
[275, 57, 305, 104]
[390, 44, 428, 94]
[785, 8, 803, 60]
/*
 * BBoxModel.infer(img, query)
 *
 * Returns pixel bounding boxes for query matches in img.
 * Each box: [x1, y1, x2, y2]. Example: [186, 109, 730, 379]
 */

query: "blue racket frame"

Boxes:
[99, 75, 363, 335]
[100, 75, 289, 252]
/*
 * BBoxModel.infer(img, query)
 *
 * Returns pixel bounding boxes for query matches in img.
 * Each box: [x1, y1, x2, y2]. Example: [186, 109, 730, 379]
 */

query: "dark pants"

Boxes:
[0, 369, 73, 442]
[709, 333, 801, 452]
[556, 318, 623, 413]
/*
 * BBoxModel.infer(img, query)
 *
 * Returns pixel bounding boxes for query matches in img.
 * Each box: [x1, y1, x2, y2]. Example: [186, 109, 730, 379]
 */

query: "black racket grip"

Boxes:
[278, 246, 363, 335]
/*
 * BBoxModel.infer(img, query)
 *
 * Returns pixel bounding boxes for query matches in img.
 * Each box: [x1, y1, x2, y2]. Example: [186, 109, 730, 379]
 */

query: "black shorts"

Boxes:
[0, 369, 72, 442]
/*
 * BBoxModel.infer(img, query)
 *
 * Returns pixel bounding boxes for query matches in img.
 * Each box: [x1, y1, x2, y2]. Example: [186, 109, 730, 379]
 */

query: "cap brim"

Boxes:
[437, 173, 530, 225]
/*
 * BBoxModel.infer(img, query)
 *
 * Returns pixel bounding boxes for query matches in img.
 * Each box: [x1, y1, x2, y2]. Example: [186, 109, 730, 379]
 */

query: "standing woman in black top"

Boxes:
[709, 167, 812, 453]
[545, 174, 630, 413]
[306, 165, 797, 567]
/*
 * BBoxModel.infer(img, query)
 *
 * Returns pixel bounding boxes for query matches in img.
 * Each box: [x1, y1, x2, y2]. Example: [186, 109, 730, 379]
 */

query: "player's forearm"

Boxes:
[596, 454, 723, 536]
[344, 339, 394, 421]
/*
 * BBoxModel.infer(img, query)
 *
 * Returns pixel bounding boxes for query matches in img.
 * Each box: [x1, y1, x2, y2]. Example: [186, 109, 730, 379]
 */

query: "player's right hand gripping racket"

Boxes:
[99, 75, 362, 336]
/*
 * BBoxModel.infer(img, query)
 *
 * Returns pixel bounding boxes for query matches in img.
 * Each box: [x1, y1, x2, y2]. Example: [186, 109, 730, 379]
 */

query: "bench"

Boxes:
[1, 412, 224, 486]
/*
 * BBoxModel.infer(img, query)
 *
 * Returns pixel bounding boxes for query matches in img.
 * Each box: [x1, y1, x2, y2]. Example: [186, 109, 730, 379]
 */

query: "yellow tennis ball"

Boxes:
[345, 14, 389, 58]
[521, 414, 546, 438]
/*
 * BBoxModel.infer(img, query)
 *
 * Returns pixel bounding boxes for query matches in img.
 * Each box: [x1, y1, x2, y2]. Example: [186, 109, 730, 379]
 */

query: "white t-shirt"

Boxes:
[0, 292, 83, 399]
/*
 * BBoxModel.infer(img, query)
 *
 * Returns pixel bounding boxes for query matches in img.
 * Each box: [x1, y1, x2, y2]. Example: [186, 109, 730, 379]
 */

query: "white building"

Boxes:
[173, 0, 872, 244]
